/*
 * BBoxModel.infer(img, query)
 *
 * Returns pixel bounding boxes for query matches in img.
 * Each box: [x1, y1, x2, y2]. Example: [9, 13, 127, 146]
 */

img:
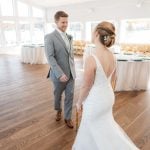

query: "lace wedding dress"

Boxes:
[72, 54, 139, 150]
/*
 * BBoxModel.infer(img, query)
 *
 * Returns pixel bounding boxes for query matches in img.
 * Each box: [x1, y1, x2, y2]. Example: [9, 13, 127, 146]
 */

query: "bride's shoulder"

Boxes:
[107, 50, 116, 60]
[108, 51, 117, 67]
[84, 55, 96, 68]
[85, 54, 96, 63]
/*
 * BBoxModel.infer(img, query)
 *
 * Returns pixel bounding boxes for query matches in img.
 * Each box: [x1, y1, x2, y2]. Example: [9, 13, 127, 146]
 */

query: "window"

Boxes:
[0, 1, 46, 48]
[2, 21, 17, 46]
[32, 7, 44, 18]
[120, 19, 150, 44]
[19, 21, 31, 44]
[68, 22, 83, 40]
[32, 23, 44, 44]
[46, 23, 55, 34]
[17, 1, 29, 17]
[85, 21, 99, 41]
[0, 27, 2, 47]
[1, 0, 13, 16]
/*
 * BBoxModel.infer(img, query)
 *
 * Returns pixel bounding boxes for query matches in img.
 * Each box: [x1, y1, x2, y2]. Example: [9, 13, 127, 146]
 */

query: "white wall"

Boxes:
[46, 0, 150, 22]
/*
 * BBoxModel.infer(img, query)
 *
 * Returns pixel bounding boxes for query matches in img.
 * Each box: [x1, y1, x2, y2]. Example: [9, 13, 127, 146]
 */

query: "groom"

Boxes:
[44, 11, 76, 128]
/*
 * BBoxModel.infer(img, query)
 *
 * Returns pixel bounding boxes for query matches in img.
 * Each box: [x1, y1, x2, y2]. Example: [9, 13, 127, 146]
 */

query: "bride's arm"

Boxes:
[111, 69, 117, 91]
[76, 56, 96, 111]
[111, 54, 117, 91]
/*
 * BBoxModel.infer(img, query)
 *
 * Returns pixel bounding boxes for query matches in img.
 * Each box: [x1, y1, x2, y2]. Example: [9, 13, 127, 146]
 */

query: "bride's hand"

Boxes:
[76, 102, 82, 113]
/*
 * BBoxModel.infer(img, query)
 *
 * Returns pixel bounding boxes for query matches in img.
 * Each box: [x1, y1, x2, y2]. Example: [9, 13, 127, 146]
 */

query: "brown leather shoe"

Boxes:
[64, 119, 74, 128]
[56, 111, 61, 121]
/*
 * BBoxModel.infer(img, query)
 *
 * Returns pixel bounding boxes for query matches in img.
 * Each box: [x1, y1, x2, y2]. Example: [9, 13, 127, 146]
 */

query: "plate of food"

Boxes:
[131, 58, 143, 61]
[123, 52, 134, 55]
[117, 58, 128, 61]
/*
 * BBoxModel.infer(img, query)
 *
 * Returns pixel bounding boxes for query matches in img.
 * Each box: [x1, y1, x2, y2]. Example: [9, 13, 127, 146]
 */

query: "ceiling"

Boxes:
[20, 0, 150, 8]
[20, 0, 97, 8]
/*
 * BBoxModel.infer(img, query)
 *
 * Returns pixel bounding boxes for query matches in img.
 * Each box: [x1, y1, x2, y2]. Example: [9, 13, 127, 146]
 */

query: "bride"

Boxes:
[72, 21, 139, 150]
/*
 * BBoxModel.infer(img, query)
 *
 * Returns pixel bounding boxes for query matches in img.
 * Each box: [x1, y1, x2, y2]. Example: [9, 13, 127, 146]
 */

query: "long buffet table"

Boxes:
[20, 44, 150, 91]
[84, 45, 150, 91]
[21, 45, 47, 64]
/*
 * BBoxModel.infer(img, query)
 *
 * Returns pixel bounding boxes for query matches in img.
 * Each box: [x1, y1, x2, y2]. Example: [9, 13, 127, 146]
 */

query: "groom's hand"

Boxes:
[59, 74, 68, 82]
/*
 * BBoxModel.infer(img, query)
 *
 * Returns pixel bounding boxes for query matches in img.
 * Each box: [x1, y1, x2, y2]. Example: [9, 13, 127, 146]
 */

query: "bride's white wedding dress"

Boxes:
[72, 54, 139, 150]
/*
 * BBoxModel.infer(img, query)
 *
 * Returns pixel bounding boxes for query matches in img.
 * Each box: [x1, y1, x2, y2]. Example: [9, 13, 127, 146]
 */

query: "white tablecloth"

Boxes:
[83, 45, 150, 91]
[115, 61, 150, 91]
[21, 45, 47, 64]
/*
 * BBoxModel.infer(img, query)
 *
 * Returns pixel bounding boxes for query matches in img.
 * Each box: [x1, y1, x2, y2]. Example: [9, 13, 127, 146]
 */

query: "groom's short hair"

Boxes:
[54, 11, 68, 21]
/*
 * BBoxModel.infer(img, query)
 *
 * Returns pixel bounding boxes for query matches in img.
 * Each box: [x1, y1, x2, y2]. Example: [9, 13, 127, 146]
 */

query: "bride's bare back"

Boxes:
[94, 49, 116, 78]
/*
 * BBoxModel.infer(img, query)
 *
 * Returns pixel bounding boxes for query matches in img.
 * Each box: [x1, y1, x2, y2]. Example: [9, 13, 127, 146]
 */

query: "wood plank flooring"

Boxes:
[0, 54, 150, 150]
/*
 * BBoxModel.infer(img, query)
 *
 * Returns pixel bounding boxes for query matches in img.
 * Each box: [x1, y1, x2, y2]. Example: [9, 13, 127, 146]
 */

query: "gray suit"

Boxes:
[44, 30, 76, 120]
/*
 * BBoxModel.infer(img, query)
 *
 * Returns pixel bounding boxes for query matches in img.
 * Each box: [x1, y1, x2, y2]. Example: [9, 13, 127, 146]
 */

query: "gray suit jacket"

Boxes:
[44, 30, 76, 81]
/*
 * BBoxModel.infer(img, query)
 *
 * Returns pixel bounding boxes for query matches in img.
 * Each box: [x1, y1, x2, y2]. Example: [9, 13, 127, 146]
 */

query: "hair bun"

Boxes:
[104, 34, 115, 47]
[95, 21, 116, 48]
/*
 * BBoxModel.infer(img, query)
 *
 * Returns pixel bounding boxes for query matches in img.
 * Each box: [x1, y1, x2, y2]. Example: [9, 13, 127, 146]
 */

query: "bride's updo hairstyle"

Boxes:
[95, 21, 116, 48]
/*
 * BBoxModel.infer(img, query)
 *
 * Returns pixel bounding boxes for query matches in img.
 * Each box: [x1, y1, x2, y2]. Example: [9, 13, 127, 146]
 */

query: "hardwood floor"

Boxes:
[0, 54, 150, 150]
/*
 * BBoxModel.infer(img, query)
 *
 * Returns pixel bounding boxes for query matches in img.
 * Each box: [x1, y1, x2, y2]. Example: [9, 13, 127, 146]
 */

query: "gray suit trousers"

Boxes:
[52, 77, 75, 120]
